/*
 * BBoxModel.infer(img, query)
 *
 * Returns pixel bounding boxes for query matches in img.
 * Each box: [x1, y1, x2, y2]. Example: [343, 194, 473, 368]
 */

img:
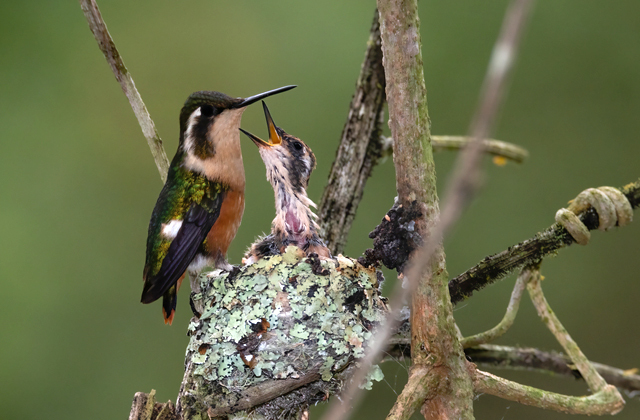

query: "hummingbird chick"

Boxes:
[240, 102, 330, 264]
[142, 86, 296, 324]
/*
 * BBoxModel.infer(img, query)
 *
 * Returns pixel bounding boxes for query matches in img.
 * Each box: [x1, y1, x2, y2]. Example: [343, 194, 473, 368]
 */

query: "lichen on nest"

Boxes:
[177, 246, 387, 420]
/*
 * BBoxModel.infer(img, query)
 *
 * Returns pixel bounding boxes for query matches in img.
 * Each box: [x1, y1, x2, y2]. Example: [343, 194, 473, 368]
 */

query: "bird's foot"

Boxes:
[216, 260, 234, 272]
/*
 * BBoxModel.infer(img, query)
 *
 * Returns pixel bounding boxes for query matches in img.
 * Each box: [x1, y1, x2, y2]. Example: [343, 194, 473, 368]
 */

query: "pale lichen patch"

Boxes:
[178, 247, 387, 419]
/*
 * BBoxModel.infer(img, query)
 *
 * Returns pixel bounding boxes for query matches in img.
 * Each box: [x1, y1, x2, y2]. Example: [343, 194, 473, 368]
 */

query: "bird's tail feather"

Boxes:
[162, 286, 177, 325]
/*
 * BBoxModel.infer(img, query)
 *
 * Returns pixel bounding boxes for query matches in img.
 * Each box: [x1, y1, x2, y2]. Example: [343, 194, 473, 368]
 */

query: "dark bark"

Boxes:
[449, 179, 640, 304]
[317, 10, 388, 256]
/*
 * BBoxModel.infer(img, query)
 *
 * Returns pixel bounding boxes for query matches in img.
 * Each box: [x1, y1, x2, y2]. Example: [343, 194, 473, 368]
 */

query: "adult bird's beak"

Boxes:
[235, 85, 296, 108]
[239, 101, 283, 148]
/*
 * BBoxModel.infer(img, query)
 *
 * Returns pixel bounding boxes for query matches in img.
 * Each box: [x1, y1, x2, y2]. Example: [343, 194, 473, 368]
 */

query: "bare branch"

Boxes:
[128, 390, 177, 420]
[463, 344, 640, 396]
[470, 267, 625, 415]
[324, 1, 536, 419]
[449, 179, 640, 304]
[526, 269, 619, 395]
[384, 335, 640, 397]
[460, 268, 530, 348]
[473, 369, 624, 415]
[321, 0, 447, 416]
[79, 0, 170, 182]
[317, 10, 387, 256]
[386, 367, 435, 420]
[431, 135, 528, 163]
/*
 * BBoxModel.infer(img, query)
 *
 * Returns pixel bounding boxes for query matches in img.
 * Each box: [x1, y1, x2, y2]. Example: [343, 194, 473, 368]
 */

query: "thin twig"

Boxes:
[449, 179, 640, 304]
[464, 344, 640, 396]
[473, 369, 624, 415]
[431, 135, 528, 163]
[467, 266, 625, 415]
[317, 10, 387, 256]
[378, 135, 528, 163]
[323, 1, 536, 419]
[79, 0, 170, 182]
[469, 267, 626, 415]
[383, 341, 640, 397]
[526, 268, 619, 396]
[461, 268, 531, 348]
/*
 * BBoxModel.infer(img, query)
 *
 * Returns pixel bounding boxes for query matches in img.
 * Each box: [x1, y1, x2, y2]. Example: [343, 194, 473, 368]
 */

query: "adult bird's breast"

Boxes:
[206, 190, 245, 260]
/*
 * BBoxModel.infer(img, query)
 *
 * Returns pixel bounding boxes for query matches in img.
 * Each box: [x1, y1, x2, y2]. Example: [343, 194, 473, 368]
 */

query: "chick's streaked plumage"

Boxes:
[241, 102, 330, 264]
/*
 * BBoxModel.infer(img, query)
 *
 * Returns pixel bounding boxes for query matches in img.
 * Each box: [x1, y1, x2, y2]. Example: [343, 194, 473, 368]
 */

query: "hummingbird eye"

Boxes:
[200, 104, 214, 117]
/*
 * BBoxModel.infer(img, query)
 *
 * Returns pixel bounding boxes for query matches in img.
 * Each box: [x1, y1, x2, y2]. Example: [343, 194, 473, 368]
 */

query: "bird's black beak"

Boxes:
[239, 101, 283, 148]
[235, 85, 296, 108]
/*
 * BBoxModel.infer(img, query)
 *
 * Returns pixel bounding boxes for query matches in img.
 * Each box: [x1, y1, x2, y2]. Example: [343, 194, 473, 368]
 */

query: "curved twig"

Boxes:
[473, 369, 624, 415]
[460, 268, 530, 348]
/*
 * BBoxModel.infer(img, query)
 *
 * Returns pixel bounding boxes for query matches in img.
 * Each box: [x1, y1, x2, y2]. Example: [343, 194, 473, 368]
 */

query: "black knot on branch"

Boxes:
[359, 201, 423, 273]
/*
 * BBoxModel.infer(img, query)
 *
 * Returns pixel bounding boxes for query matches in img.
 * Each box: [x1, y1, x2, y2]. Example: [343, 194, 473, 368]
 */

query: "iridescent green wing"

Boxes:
[142, 160, 225, 303]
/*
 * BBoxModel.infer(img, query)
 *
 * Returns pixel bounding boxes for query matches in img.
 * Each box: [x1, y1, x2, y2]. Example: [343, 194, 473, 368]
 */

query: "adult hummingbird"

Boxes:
[142, 86, 296, 324]
[240, 102, 330, 263]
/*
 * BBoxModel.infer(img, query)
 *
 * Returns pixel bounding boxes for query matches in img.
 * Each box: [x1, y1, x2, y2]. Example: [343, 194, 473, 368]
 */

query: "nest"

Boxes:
[176, 246, 387, 420]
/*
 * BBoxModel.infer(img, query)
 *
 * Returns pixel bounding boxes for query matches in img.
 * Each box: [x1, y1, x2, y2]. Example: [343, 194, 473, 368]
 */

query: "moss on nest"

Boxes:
[177, 246, 387, 420]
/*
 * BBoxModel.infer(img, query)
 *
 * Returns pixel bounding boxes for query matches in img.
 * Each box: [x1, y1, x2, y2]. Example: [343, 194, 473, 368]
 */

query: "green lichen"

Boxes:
[177, 247, 387, 419]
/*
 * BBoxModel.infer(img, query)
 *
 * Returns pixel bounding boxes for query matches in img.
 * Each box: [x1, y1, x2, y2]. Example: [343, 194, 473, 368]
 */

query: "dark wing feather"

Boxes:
[141, 191, 225, 303]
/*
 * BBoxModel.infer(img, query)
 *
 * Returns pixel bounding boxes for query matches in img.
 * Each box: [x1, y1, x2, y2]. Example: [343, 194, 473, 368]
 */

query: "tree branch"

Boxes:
[321, 0, 467, 417]
[449, 179, 640, 304]
[128, 390, 177, 420]
[463, 344, 640, 396]
[382, 321, 640, 397]
[473, 369, 624, 415]
[317, 10, 387, 256]
[460, 268, 530, 348]
[326, 1, 536, 418]
[431, 135, 528, 163]
[526, 269, 618, 395]
[203, 370, 322, 418]
[470, 265, 626, 415]
[386, 366, 435, 420]
[79, 0, 170, 182]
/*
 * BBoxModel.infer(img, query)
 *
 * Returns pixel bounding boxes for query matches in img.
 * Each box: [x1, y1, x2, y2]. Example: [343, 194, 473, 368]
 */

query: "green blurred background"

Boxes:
[1, 1, 638, 419]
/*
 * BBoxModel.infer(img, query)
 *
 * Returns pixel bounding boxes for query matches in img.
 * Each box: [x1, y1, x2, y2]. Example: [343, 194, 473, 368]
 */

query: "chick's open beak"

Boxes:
[239, 101, 283, 148]
[239, 128, 270, 148]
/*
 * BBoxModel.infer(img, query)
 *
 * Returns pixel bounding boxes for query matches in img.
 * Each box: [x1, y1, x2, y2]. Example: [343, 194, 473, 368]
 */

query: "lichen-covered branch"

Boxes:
[449, 179, 640, 304]
[79, 0, 170, 182]
[317, 10, 387, 256]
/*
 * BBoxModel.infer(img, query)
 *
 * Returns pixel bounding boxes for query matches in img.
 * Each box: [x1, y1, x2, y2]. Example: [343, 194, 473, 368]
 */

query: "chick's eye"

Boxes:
[200, 104, 214, 117]
[292, 141, 303, 151]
